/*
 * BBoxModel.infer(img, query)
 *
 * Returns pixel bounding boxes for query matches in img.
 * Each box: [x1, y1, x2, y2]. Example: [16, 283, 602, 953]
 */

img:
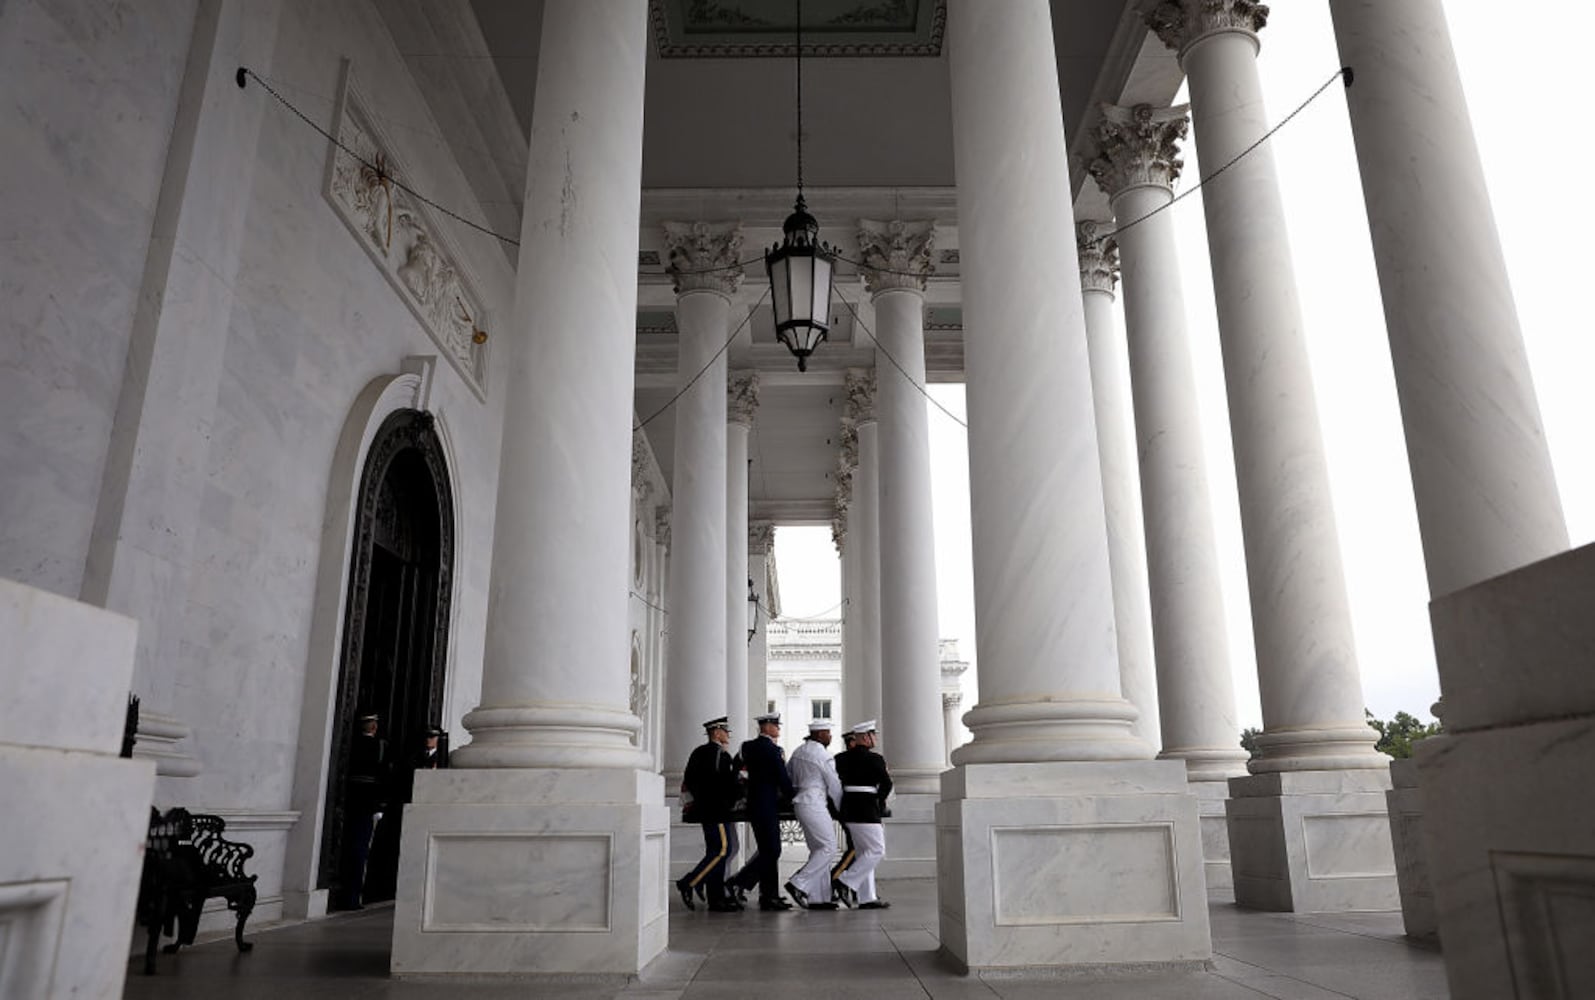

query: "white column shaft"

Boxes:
[855, 421, 883, 728]
[726, 421, 750, 736]
[874, 290, 946, 786]
[1079, 280, 1161, 749]
[662, 291, 730, 777]
[942, 697, 962, 767]
[748, 546, 770, 723]
[459, 0, 649, 769]
[1182, 29, 1376, 768]
[1112, 185, 1247, 779]
[1329, 0, 1567, 598]
[947, 0, 1144, 763]
[840, 525, 862, 725]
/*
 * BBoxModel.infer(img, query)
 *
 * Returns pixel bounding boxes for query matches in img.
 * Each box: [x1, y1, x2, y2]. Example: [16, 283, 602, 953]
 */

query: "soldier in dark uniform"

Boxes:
[335, 711, 388, 910]
[832, 720, 893, 909]
[728, 712, 796, 910]
[830, 730, 859, 887]
[675, 717, 743, 912]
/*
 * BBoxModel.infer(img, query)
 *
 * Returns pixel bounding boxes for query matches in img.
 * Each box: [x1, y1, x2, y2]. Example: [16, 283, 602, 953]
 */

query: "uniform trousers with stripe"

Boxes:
[788, 801, 838, 902]
[837, 821, 885, 903]
[682, 820, 738, 899]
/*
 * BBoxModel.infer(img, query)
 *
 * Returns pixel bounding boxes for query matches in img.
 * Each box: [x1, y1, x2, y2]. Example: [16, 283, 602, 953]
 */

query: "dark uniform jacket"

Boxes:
[683, 741, 741, 823]
[834, 745, 893, 824]
[736, 735, 795, 819]
[346, 733, 388, 813]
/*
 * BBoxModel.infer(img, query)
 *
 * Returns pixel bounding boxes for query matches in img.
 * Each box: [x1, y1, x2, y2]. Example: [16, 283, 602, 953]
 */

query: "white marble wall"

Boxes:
[0, 0, 200, 596]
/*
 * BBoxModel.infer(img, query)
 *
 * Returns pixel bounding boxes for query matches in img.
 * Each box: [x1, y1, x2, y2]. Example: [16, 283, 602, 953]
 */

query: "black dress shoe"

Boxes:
[676, 880, 696, 911]
[831, 879, 855, 908]
[783, 880, 810, 909]
[859, 900, 891, 910]
[758, 897, 794, 911]
[707, 900, 741, 912]
[807, 901, 839, 910]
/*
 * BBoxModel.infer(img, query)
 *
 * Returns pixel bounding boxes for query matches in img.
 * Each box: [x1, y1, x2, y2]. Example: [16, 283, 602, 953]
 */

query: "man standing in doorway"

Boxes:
[833, 720, 893, 909]
[785, 719, 843, 910]
[729, 712, 796, 910]
[676, 717, 743, 912]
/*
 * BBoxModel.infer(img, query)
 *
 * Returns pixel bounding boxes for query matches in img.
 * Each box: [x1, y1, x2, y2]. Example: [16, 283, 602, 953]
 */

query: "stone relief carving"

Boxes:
[1145, 0, 1269, 54]
[749, 519, 776, 555]
[1087, 103, 1191, 198]
[326, 65, 489, 400]
[844, 367, 877, 424]
[655, 507, 672, 550]
[1076, 221, 1120, 295]
[856, 218, 936, 294]
[728, 369, 761, 426]
[663, 220, 745, 297]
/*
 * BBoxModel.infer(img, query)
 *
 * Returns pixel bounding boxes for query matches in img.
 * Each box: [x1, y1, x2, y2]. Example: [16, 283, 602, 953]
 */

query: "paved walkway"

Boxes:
[123, 882, 1449, 999]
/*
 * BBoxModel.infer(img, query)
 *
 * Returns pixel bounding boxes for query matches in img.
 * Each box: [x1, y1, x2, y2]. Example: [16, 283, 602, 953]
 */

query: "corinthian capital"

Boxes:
[663, 220, 745, 297]
[1087, 103, 1190, 198]
[1145, 0, 1268, 55]
[856, 218, 936, 294]
[728, 369, 760, 426]
[844, 367, 878, 424]
[1076, 221, 1119, 295]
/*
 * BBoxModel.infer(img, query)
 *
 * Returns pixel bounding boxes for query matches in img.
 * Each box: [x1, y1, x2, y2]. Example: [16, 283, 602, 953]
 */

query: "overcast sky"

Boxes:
[774, 1, 1595, 740]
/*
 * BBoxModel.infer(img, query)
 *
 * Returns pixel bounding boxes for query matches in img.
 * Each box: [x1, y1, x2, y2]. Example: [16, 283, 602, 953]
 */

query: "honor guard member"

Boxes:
[728, 712, 797, 910]
[783, 719, 844, 909]
[335, 711, 388, 910]
[675, 717, 743, 912]
[832, 720, 893, 909]
[830, 729, 859, 886]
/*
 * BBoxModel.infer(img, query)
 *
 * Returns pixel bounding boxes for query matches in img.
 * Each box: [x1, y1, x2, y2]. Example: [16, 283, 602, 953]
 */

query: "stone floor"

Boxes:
[123, 882, 1450, 999]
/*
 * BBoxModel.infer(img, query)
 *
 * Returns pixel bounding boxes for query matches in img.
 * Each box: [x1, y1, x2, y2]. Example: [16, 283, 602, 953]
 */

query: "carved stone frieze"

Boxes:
[663, 220, 745, 297]
[844, 367, 877, 424]
[832, 513, 846, 553]
[1145, 0, 1269, 55]
[856, 218, 936, 294]
[728, 369, 761, 426]
[655, 507, 672, 550]
[1076, 221, 1120, 295]
[749, 519, 776, 555]
[1087, 103, 1191, 198]
[325, 64, 489, 400]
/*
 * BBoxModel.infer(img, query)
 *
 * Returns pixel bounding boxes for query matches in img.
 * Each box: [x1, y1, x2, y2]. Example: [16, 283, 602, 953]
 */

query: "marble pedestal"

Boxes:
[1418, 542, 1595, 999]
[1191, 779, 1234, 893]
[1385, 758, 1437, 940]
[0, 578, 157, 998]
[1225, 770, 1398, 912]
[935, 761, 1210, 972]
[879, 791, 938, 880]
[391, 768, 668, 977]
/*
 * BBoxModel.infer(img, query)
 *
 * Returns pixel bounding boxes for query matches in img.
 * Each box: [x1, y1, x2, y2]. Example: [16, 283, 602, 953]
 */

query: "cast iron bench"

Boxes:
[135, 806, 257, 974]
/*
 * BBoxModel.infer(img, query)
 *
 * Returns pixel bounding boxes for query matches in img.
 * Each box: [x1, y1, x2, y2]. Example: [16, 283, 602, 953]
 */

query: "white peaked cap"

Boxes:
[849, 719, 877, 735]
[808, 719, 834, 733]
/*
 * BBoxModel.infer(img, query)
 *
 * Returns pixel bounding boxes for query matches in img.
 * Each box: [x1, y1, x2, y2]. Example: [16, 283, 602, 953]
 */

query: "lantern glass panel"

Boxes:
[769, 255, 792, 327]
[787, 254, 815, 326]
[809, 255, 832, 331]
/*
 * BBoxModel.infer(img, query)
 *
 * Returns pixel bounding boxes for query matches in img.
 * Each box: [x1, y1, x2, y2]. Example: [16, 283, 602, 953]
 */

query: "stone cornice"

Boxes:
[1087, 103, 1190, 198]
[857, 218, 936, 294]
[1077, 221, 1120, 296]
[728, 369, 760, 426]
[663, 220, 745, 297]
[1145, 0, 1268, 56]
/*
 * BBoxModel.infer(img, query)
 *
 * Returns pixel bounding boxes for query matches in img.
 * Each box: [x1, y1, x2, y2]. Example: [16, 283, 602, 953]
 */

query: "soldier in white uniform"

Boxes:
[784, 719, 843, 910]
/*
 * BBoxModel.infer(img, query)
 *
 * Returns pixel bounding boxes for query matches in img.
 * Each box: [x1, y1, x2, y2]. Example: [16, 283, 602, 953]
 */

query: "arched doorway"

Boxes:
[319, 408, 454, 907]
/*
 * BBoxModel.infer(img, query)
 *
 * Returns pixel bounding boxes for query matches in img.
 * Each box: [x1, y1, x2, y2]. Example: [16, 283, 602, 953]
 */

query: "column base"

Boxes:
[879, 790, 938, 879]
[1386, 758, 1437, 941]
[936, 760, 1210, 971]
[392, 768, 668, 976]
[1225, 770, 1398, 912]
[1190, 778, 1234, 893]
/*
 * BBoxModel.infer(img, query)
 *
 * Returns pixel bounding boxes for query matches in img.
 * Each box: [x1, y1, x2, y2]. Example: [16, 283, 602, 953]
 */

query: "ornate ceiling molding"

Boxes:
[650, 0, 946, 59]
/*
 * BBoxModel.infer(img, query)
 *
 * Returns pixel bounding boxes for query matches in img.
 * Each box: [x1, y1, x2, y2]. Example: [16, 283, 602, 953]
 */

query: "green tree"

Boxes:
[1365, 709, 1442, 759]
[1240, 727, 1262, 760]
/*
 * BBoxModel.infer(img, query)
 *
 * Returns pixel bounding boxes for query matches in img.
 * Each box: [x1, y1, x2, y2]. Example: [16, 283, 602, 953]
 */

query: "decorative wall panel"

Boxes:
[423, 833, 611, 932]
[991, 824, 1179, 925]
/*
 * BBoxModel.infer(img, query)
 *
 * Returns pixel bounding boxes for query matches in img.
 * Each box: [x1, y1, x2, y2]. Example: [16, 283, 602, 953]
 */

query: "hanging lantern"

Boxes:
[765, 196, 835, 372]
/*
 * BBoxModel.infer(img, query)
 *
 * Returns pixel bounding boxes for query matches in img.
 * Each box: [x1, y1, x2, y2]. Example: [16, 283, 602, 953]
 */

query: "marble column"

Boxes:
[726, 370, 759, 736]
[859, 219, 946, 791]
[1330, 0, 1566, 598]
[941, 692, 963, 768]
[1147, 0, 1394, 914]
[938, 0, 1208, 970]
[836, 508, 862, 725]
[660, 221, 743, 782]
[1075, 219, 1161, 751]
[391, 1, 666, 976]
[79, 0, 287, 786]
[748, 520, 776, 724]
[1088, 107, 1251, 887]
[845, 369, 883, 730]
[1331, 2, 1576, 983]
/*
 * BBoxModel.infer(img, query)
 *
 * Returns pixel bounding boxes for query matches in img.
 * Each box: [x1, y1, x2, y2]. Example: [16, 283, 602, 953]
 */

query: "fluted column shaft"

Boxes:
[1077, 223, 1161, 750]
[1329, 0, 1567, 598]
[872, 284, 946, 789]
[457, 0, 649, 769]
[947, 0, 1146, 764]
[1151, 3, 1379, 770]
[726, 371, 758, 734]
